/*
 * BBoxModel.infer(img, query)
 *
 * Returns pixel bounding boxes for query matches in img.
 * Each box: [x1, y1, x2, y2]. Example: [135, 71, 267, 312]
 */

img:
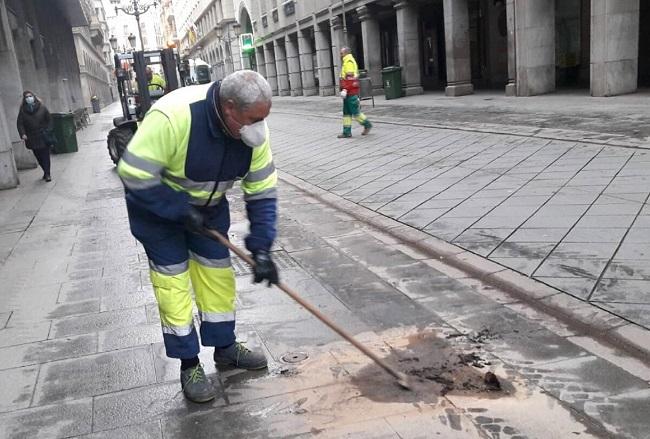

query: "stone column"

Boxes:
[0, 100, 19, 189]
[255, 47, 267, 77]
[512, 0, 555, 96]
[315, 22, 335, 96]
[24, 0, 49, 103]
[263, 43, 278, 95]
[443, 0, 474, 96]
[285, 34, 303, 96]
[357, 5, 382, 94]
[579, 0, 591, 85]
[298, 29, 317, 96]
[394, 0, 423, 95]
[505, 0, 517, 95]
[230, 35, 242, 71]
[0, 2, 36, 172]
[273, 39, 291, 96]
[591, 0, 640, 96]
[330, 15, 345, 81]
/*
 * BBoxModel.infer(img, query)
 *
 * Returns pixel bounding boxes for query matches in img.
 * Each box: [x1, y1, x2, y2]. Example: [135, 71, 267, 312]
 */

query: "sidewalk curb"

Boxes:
[272, 108, 650, 150]
[279, 172, 650, 363]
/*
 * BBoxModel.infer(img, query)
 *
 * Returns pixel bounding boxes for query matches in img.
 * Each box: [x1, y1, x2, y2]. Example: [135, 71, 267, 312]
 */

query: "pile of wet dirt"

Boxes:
[349, 330, 509, 402]
[400, 335, 500, 395]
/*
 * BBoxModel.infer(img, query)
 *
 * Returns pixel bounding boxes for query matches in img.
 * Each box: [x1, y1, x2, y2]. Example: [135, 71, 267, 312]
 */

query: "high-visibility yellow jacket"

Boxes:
[148, 73, 167, 91]
[340, 54, 361, 95]
[340, 53, 359, 79]
[117, 82, 277, 253]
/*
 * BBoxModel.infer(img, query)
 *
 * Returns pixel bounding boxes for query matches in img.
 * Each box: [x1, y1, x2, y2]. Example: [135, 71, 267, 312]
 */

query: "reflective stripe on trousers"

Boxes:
[148, 254, 236, 358]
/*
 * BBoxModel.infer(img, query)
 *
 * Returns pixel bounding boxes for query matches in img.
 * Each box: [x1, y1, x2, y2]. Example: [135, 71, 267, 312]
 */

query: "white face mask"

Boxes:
[239, 121, 266, 148]
[25, 96, 35, 105]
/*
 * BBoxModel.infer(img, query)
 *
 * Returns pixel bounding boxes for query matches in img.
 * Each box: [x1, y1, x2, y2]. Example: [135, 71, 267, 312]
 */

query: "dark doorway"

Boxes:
[639, 0, 650, 87]
[468, 0, 508, 89]
[346, 11, 365, 69]
[555, 0, 590, 88]
[419, 0, 446, 90]
[379, 15, 398, 67]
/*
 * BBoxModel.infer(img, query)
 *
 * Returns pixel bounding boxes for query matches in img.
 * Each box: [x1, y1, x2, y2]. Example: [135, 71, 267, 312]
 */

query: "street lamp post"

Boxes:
[110, 0, 158, 51]
[128, 33, 137, 50]
[215, 24, 242, 73]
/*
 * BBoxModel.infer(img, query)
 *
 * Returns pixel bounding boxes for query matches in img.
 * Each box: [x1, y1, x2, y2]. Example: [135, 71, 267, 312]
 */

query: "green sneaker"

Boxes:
[180, 364, 218, 403]
[214, 342, 268, 370]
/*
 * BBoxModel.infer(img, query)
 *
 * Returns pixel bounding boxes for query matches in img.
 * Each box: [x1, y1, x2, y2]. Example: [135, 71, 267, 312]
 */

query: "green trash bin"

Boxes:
[51, 113, 78, 154]
[381, 66, 402, 100]
[91, 96, 101, 113]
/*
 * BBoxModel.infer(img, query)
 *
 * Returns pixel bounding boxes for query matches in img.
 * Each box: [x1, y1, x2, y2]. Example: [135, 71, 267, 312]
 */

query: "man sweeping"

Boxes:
[337, 47, 373, 138]
[118, 70, 278, 403]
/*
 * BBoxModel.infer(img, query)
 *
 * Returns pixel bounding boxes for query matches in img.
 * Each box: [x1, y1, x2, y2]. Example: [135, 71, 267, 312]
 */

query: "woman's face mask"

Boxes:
[239, 121, 266, 147]
[25, 96, 35, 105]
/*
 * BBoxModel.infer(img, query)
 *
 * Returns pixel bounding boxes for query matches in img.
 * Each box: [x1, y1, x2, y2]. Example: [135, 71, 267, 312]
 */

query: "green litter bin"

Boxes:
[381, 66, 402, 100]
[51, 113, 78, 154]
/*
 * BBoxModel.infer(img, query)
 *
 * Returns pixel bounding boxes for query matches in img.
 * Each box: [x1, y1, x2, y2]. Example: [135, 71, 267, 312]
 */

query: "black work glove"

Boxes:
[253, 250, 279, 286]
[184, 206, 206, 234]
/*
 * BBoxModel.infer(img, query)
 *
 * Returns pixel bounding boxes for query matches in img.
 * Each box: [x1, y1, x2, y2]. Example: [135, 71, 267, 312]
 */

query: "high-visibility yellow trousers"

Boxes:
[127, 200, 236, 359]
[342, 95, 371, 136]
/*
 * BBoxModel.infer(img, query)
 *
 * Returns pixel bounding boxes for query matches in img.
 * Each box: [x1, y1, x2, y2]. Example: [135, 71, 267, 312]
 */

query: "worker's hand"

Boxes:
[184, 206, 206, 234]
[252, 250, 279, 287]
[340, 89, 348, 99]
[21, 134, 27, 140]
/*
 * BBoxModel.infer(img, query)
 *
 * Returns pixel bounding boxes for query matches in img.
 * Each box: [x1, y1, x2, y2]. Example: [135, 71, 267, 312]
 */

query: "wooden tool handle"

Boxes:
[202, 228, 407, 382]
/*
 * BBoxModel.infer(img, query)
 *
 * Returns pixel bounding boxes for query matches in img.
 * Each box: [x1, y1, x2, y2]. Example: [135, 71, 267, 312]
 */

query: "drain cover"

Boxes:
[281, 352, 309, 363]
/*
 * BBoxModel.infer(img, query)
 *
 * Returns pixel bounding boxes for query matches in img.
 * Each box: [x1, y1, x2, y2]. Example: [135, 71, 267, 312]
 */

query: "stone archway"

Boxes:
[238, 6, 255, 70]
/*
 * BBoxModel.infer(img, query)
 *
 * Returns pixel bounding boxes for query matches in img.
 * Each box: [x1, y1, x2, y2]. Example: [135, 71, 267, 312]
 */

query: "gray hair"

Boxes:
[220, 70, 272, 110]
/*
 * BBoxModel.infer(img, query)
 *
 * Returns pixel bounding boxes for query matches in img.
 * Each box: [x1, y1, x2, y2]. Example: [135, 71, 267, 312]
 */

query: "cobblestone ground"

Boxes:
[270, 98, 650, 332]
[0, 102, 648, 438]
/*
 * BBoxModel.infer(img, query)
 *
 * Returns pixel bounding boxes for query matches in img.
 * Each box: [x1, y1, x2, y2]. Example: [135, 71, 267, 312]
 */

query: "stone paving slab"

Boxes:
[0, 365, 39, 412]
[72, 421, 163, 439]
[0, 399, 93, 439]
[0, 333, 98, 370]
[33, 346, 156, 405]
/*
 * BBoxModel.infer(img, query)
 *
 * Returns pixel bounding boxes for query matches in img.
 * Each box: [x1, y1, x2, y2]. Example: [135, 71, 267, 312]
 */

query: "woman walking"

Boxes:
[17, 91, 54, 182]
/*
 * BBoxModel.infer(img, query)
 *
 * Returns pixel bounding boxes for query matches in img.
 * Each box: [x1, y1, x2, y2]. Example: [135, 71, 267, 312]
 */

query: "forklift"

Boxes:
[107, 48, 185, 164]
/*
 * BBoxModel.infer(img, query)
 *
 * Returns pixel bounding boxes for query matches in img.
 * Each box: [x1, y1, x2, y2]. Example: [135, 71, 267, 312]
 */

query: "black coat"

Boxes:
[17, 100, 52, 150]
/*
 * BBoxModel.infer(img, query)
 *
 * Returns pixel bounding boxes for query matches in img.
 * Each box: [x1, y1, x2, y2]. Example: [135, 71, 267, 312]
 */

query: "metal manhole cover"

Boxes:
[281, 352, 308, 363]
[232, 250, 298, 276]
[231, 255, 252, 276]
[272, 251, 299, 270]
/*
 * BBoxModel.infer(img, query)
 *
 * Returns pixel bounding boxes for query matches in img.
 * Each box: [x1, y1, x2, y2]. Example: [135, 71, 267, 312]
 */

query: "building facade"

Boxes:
[174, 0, 243, 81]
[0, 0, 90, 190]
[182, 0, 648, 99]
[172, 0, 200, 53]
[73, 0, 114, 110]
[160, 0, 179, 48]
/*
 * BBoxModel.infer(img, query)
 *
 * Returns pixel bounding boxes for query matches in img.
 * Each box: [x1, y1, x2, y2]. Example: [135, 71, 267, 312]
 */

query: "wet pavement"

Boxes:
[0, 102, 649, 438]
[271, 94, 650, 334]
